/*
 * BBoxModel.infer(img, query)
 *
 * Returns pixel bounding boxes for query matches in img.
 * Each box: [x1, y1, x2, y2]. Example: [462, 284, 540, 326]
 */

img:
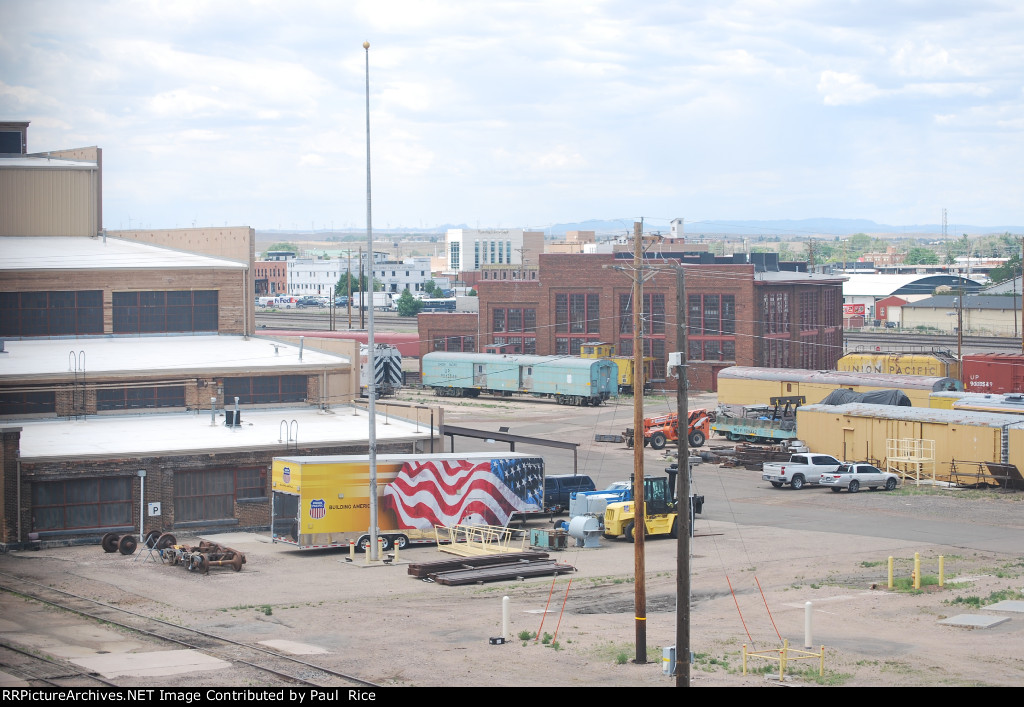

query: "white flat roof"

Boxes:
[0, 334, 349, 381]
[13, 406, 430, 460]
[0, 236, 247, 271]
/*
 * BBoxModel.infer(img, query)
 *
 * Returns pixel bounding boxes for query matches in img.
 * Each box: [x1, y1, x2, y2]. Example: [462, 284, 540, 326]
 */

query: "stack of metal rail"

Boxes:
[407, 552, 575, 585]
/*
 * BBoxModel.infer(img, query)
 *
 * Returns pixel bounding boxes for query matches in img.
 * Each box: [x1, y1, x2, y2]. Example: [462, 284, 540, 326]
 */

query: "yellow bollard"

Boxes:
[349, 540, 355, 562]
[888, 556, 894, 589]
[742, 644, 748, 675]
[819, 646, 825, 677]
[393, 539, 400, 563]
[939, 555, 944, 587]
[914, 552, 920, 590]
[781, 639, 788, 681]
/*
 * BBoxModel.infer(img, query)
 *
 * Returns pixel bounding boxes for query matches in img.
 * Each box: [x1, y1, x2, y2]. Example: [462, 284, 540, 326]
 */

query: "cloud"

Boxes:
[817, 70, 883, 106]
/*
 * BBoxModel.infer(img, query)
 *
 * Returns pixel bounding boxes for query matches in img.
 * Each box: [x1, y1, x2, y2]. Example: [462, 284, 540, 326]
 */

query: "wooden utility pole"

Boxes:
[674, 265, 690, 687]
[632, 220, 647, 665]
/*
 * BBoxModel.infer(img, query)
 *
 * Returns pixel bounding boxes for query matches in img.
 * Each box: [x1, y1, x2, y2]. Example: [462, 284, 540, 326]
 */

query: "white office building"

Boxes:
[287, 251, 385, 296]
[445, 228, 544, 273]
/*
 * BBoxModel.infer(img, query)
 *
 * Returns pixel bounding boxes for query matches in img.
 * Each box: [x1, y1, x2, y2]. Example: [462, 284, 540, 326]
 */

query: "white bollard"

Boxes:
[502, 596, 510, 638]
[804, 601, 813, 649]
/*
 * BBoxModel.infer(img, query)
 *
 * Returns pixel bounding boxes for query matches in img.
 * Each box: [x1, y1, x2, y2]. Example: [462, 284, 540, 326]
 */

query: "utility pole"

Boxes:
[631, 219, 647, 665]
[674, 265, 690, 687]
[359, 246, 365, 330]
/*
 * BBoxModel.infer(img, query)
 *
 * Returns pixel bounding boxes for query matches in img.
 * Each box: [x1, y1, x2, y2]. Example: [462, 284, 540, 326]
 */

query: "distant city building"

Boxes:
[445, 228, 544, 276]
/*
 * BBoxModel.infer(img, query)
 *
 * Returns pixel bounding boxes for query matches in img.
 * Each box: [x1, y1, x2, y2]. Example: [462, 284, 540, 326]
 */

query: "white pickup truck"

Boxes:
[761, 453, 843, 490]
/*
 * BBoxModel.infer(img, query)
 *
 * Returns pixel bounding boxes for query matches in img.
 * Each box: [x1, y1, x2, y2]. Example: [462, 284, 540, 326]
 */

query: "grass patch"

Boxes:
[891, 575, 940, 592]
[946, 588, 1024, 608]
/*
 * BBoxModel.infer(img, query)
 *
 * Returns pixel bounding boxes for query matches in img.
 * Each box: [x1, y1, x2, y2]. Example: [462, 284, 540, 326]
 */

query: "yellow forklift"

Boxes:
[602, 465, 703, 542]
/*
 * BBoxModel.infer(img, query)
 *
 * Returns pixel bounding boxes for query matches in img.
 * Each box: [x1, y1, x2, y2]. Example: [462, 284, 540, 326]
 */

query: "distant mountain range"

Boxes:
[257, 217, 1022, 240]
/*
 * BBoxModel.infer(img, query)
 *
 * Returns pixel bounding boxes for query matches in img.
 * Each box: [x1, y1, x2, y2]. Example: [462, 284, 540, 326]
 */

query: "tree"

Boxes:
[265, 242, 298, 255]
[989, 253, 1022, 284]
[395, 289, 423, 317]
[335, 273, 382, 296]
[905, 247, 939, 265]
[467, 288, 478, 297]
[422, 279, 441, 297]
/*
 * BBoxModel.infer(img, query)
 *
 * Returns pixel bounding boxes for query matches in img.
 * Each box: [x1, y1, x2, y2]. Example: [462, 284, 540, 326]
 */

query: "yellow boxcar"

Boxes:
[716, 367, 962, 408]
[271, 452, 544, 550]
[796, 403, 1023, 483]
[838, 352, 961, 380]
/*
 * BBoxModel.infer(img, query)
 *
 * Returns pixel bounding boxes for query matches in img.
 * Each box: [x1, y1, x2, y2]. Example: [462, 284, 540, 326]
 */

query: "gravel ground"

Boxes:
[2, 391, 1023, 688]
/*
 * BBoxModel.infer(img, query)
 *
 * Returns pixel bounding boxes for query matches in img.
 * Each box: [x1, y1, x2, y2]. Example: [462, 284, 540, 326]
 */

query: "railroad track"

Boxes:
[0, 571, 381, 689]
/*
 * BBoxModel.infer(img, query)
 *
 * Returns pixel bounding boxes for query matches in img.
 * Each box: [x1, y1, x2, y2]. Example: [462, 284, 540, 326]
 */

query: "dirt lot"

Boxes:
[2, 392, 1024, 688]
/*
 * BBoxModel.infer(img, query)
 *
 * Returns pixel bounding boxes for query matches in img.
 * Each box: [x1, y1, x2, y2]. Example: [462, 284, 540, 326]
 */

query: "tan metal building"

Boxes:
[796, 402, 1024, 482]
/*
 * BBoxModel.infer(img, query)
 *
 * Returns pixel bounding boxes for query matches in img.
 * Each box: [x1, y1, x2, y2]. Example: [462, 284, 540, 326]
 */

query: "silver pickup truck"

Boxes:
[761, 453, 843, 490]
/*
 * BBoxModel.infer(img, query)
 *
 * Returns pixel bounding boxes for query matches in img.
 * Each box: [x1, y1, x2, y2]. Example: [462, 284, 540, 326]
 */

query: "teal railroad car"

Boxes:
[422, 352, 618, 406]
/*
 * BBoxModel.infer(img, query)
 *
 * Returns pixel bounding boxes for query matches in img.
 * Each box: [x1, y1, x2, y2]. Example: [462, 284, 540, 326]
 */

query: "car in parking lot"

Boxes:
[296, 296, 324, 308]
[819, 463, 900, 493]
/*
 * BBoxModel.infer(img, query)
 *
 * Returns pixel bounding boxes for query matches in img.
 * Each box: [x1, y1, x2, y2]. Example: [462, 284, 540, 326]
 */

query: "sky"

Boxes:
[2, 1, 1023, 234]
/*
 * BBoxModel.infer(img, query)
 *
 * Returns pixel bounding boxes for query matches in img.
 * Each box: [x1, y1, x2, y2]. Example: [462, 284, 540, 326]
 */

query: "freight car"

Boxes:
[838, 350, 961, 381]
[716, 366, 962, 408]
[421, 352, 618, 406]
[962, 353, 1024, 394]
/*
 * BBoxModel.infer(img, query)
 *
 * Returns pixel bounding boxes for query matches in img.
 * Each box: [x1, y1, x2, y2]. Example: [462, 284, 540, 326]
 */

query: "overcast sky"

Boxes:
[3, 1, 1023, 234]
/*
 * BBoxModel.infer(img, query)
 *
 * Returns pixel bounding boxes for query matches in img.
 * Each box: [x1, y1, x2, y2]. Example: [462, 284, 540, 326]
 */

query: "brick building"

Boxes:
[419, 251, 846, 391]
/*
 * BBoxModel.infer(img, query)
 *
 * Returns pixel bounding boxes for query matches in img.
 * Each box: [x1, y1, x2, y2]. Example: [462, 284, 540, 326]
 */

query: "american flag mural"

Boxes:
[382, 457, 543, 529]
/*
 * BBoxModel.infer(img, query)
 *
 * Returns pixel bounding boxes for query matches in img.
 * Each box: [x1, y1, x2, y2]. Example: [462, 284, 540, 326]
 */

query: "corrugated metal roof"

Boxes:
[0, 156, 97, 169]
[800, 402, 1024, 428]
[718, 366, 959, 390]
[903, 295, 1020, 310]
[0, 236, 247, 270]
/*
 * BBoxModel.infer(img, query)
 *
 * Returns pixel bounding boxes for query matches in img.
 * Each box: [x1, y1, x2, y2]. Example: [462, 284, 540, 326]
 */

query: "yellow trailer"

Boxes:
[795, 403, 1024, 483]
[271, 452, 544, 551]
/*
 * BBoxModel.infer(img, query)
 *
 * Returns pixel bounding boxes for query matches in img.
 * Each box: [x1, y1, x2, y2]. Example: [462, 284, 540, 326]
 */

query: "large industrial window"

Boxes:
[235, 468, 267, 500]
[553, 293, 601, 334]
[433, 335, 475, 352]
[0, 389, 57, 416]
[96, 385, 186, 411]
[223, 375, 307, 404]
[0, 291, 103, 337]
[112, 290, 218, 334]
[32, 477, 133, 531]
[174, 469, 234, 522]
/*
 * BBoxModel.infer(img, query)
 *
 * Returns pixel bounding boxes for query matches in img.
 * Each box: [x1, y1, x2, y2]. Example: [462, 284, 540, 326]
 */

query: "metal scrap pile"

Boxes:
[161, 539, 247, 574]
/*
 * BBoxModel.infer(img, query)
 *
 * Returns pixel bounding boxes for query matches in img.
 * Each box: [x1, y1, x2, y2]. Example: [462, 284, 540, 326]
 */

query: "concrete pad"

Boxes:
[0, 670, 29, 687]
[938, 614, 1010, 628]
[198, 532, 272, 546]
[71, 649, 229, 678]
[984, 600, 1024, 613]
[258, 639, 328, 655]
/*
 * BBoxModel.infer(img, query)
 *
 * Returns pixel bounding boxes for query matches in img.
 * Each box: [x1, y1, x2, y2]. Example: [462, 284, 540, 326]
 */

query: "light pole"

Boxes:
[363, 40, 379, 561]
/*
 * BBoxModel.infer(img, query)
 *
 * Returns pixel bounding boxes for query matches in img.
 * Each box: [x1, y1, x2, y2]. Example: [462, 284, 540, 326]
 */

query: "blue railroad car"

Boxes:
[421, 352, 618, 406]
